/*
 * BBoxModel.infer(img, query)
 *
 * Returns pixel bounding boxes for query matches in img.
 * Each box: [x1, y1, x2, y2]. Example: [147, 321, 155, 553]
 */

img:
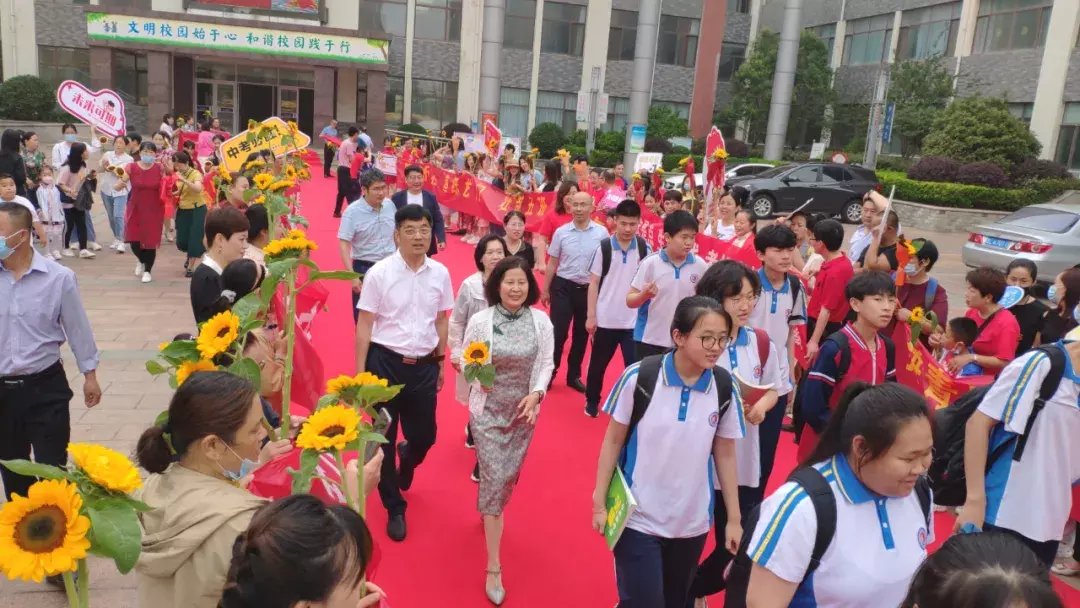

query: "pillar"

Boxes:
[336, 68, 359, 123]
[367, 71, 388, 146]
[478, 0, 506, 121]
[458, 0, 484, 124]
[954, 0, 979, 58]
[1031, 0, 1080, 159]
[89, 47, 112, 92]
[763, 0, 803, 161]
[689, 0, 727, 138]
[146, 52, 172, 134]
[623, 0, 661, 170]
[578, 0, 612, 131]
[314, 67, 335, 136]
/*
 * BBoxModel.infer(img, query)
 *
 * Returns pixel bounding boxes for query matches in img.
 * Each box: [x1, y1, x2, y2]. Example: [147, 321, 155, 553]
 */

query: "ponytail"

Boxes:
[135, 425, 174, 474]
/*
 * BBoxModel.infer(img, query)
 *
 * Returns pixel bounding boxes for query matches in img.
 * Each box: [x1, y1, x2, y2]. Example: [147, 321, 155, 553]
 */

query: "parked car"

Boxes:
[730, 162, 882, 222]
[661, 163, 774, 191]
[962, 195, 1080, 283]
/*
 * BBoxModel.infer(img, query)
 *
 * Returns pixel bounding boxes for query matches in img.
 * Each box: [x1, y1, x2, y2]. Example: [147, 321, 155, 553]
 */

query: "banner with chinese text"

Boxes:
[890, 323, 994, 410]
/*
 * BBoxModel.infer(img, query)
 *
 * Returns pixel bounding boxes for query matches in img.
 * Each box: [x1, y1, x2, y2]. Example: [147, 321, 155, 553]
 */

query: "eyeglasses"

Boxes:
[727, 294, 759, 307]
[699, 335, 732, 350]
[401, 228, 432, 238]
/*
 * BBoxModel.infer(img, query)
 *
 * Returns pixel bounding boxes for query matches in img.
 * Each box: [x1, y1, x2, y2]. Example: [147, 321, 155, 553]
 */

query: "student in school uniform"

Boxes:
[584, 199, 649, 418]
[689, 261, 782, 604]
[743, 383, 934, 607]
[955, 336, 1080, 568]
[627, 211, 710, 361]
[591, 296, 745, 608]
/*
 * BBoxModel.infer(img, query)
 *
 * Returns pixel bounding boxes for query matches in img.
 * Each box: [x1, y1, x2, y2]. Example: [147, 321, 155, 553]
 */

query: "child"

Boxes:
[940, 317, 984, 377]
[36, 166, 66, 260]
[661, 190, 683, 216]
[0, 173, 47, 244]
[805, 218, 854, 362]
[797, 270, 897, 462]
[627, 210, 710, 361]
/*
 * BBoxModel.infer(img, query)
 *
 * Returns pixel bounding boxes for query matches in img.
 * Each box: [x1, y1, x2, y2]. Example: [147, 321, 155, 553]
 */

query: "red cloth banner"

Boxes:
[269, 267, 329, 415]
[890, 323, 994, 409]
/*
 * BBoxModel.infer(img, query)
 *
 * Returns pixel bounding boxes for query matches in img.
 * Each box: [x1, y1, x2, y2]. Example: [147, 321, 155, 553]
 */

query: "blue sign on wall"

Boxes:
[882, 103, 896, 144]
[629, 124, 647, 153]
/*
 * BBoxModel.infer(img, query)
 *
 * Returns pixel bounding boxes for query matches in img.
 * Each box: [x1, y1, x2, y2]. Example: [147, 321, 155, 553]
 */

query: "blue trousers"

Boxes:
[614, 527, 707, 608]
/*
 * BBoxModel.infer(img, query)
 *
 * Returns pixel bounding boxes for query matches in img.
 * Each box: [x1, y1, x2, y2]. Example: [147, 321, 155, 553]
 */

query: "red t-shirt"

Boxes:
[808, 253, 854, 323]
[965, 307, 1021, 363]
[538, 209, 572, 242]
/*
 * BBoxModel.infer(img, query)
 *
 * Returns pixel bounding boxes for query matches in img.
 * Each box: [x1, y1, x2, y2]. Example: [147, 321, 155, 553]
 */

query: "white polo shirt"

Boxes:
[602, 353, 745, 539]
[720, 326, 782, 488]
[631, 250, 710, 348]
[979, 344, 1080, 542]
[588, 236, 649, 330]
[748, 268, 807, 396]
[749, 455, 932, 607]
[357, 250, 454, 358]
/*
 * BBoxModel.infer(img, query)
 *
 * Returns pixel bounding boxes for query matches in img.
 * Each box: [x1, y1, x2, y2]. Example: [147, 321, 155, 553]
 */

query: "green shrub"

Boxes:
[671, 145, 691, 155]
[565, 144, 587, 159]
[589, 150, 622, 168]
[923, 97, 1041, 169]
[397, 123, 428, 136]
[567, 129, 586, 146]
[527, 122, 567, 158]
[0, 75, 57, 121]
[595, 130, 625, 154]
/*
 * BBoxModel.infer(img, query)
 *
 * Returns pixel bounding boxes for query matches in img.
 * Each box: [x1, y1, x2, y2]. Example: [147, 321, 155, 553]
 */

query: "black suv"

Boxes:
[729, 162, 882, 223]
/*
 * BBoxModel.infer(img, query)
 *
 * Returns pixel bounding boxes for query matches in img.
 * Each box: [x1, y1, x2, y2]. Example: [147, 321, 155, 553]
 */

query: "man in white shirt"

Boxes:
[390, 165, 446, 256]
[356, 204, 454, 542]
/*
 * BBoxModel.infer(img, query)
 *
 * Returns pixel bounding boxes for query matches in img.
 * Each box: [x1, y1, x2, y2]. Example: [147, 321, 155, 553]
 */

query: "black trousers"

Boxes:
[365, 343, 440, 516]
[351, 259, 377, 323]
[0, 362, 73, 500]
[550, 276, 589, 381]
[635, 341, 669, 361]
[323, 144, 335, 177]
[585, 327, 636, 406]
[64, 208, 88, 250]
[334, 166, 355, 215]
[128, 241, 157, 272]
[688, 485, 762, 599]
[615, 527, 708, 608]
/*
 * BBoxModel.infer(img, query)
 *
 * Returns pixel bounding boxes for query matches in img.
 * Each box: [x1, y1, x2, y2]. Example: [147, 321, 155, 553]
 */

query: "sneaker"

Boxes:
[470, 462, 480, 483]
[50, 251, 62, 260]
[110, 240, 120, 250]
[88, 241, 103, 251]
[135, 262, 144, 276]
[141, 271, 152, 284]
[61, 248, 74, 257]
[78, 249, 96, 259]
[116, 243, 126, 254]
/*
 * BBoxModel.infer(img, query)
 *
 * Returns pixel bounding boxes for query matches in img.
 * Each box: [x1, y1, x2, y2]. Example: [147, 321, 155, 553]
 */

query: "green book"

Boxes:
[604, 467, 638, 551]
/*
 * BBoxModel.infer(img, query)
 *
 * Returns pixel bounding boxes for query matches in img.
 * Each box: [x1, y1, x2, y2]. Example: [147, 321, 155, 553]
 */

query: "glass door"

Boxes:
[194, 81, 237, 134]
[278, 87, 299, 124]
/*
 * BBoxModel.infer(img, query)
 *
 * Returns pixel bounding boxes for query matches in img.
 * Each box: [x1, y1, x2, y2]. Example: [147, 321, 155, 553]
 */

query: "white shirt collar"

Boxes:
[201, 256, 224, 275]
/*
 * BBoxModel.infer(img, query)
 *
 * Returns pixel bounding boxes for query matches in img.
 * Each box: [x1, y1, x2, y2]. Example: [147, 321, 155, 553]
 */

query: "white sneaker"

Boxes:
[61, 248, 74, 258]
[110, 240, 120, 250]
[141, 271, 152, 284]
[51, 251, 62, 260]
[135, 262, 144, 276]
[88, 242, 103, 252]
[116, 243, 126, 254]
[78, 249, 95, 259]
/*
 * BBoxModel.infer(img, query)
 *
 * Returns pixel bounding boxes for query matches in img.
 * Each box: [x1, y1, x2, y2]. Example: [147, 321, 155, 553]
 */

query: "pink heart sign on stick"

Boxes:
[56, 80, 127, 138]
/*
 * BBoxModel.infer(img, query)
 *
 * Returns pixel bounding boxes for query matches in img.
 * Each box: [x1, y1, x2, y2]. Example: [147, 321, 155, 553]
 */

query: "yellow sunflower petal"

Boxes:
[68, 443, 142, 494]
[176, 359, 218, 386]
[463, 341, 490, 365]
[295, 405, 361, 452]
[196, 310, 240, 359]
[0, 479, 90, 582]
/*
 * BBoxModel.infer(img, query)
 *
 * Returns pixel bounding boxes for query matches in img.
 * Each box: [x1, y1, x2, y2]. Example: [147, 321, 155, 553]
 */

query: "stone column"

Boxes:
[146, 52, 172, 132]
[1031, 0, 1080, 159]
[623, 0, 661, 170]
[314, 67, 336, 134]
[336, 68, 359, 123]
[689, 0, 726, 138]
[763, 0, 803, 161]
[478, 0, 506, 121]
[367, 70, 388, 145]
[89, 47, 113, 92]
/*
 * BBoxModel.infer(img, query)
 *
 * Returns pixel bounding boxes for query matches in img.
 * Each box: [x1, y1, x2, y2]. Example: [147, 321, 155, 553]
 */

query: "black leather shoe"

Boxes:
[567, 378, 587, 393]
[584, 402, 599, 418]
[387, 513, 407, 542]
[333, 211, 342, 218]
[398, 441, 416, 490]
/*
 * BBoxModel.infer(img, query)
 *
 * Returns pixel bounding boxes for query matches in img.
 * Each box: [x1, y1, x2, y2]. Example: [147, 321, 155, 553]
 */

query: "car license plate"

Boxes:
[985, 236, 1011, 249]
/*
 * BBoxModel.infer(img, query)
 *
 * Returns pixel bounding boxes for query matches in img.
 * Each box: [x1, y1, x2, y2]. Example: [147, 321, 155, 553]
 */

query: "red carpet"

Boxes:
[298, 175, 1080, 607]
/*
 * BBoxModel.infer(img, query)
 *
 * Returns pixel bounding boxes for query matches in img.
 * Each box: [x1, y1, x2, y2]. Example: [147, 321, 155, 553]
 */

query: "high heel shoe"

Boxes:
[485, 568, 505, 605]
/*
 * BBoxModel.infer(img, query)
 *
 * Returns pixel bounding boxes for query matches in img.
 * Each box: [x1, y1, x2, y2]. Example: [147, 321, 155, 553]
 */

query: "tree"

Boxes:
[527, 122, 567, 158]
[923, 97, 1041, 169]
[887, 58, 954, 157]
[728, 30, 833, 145]
[647, 106, 688, 140]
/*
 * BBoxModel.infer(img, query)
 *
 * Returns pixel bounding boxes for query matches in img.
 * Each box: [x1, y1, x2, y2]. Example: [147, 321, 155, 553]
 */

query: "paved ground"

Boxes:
[0, 205, 1072, 606]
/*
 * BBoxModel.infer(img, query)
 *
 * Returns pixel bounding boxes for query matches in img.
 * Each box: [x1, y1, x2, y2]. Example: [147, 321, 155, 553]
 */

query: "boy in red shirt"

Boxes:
[805, 218, 854, 362]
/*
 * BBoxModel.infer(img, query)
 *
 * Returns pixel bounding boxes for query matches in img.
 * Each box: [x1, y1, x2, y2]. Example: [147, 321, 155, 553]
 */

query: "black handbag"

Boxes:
[74, 178, 96, 211]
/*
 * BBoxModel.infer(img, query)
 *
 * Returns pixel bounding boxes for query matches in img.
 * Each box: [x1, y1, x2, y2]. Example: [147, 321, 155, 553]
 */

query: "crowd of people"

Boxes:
[2, 114, 1080, 608]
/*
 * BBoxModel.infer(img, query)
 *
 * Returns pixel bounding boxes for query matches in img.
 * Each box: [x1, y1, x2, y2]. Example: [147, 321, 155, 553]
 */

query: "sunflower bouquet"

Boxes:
[906, 306, 939, 346]
[146, 309, 264, 390]
[0, 443, 148, 607]
[462, 341, 496, 389]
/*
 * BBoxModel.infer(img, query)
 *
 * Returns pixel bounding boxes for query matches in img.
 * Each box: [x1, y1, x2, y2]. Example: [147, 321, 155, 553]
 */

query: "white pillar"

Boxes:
[526, 0, 544, 136]
[578, 0, 612, 131]
[478, 0, 506, 119]
[887, 10, 901, 64]
[954, 0, 979, 58]
[830, 20, 847, 70]
[457, 0, 484, 124]
[336, 69, 358, 122]
[763, 0, 803, 160]
[1030, 0, 1080, 159]
[0, 0, 38, 80]
[748, 0, 763, 49]
[623, 0, 660, 169]
[403, 0, 417, 123]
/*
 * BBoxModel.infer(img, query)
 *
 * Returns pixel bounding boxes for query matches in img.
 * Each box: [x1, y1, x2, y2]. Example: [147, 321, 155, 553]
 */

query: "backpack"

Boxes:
[928, 345, 1067, 507]
[598, 237, 649, 291]
[625, 354, 734, 443]
[724, 467, 931, 607]
[922, 278, 938, 314]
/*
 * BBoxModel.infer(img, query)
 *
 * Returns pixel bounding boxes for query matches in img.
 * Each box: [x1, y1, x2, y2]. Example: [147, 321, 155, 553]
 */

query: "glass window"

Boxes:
[897, 2, 961, 60]
[360, 0, 407, 38]
[656, 15, 699, 67]
[608, 9, 637, 61]
[654, 101, 689, 119]
[842, 14, 893, 65]
[608, 96, 630, 134]
[820, 165, 849, 183]
[973, 0, 1052, 53]
[1001, 206, 1080, 234]
[810, 23, 837, 60]
[536, 90, 577, 133]
[37, 46, 90, 90]
[112, 51, 148, 106]
[728, 0, 750, 14]
[386, 76, 404, 127]
[414, 0, 462, 42]
[410, 78, 457, 130]
[505, 0, 537, 50]
[786, 166, 819, 182]
[718, 42, 746, 81]
[541, 2, 586, 56]
[499, 87, 530, 138]
[1008, 102, 1033, 124]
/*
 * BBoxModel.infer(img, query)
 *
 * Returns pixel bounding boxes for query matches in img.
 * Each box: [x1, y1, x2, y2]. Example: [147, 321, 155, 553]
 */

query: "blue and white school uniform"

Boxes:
[748, 269, 807, 398]
[603, 352, 745, 538]
[979, 343, 1080, 543]
[720, 326, 782, 487]
[749, 455, 933, 607]
[630, 251, 710, 349]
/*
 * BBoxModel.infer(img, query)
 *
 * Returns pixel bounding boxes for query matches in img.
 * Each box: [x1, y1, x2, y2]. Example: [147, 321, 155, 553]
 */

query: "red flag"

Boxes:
[704, 126, 727, 199]
[483, 119, 502, 157]
[684, 156, 697, 194]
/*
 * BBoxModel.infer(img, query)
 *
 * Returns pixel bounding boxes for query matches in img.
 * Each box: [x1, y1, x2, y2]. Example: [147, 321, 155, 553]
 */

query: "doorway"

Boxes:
[239, 84, 275, 132]
[195, 81, 236, 133]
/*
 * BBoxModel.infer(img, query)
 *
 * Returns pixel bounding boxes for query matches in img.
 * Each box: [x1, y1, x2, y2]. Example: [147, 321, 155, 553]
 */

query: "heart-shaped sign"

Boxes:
[56, 80, 127, 138]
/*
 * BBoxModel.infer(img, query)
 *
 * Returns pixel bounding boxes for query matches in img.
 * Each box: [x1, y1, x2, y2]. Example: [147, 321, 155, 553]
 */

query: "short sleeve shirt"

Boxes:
[588, 237, 649, 330]
[631, 251, 711, 348]
[808, 254, 854, 324]
[720, 326, 783, 486]
[602, 353, 744, 538]
[965, 307, 1021, 363]
[748, 269, 807, 395]
[548, 221, 609, 284]
[337, 198, 397, 262]
[357, 251, 454, 357]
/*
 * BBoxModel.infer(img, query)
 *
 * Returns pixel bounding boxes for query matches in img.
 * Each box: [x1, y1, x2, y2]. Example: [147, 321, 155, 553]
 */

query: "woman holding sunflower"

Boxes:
[170, 151, 209, 277]
[457, 256, 554, 605]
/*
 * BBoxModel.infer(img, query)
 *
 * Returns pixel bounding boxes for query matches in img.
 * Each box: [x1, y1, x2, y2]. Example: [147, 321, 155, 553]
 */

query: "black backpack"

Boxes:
[625, 355, 733, 444]
[724, 468, 931, 608]
[598, 237, 649, 292]
[928, 345, 1067, 507]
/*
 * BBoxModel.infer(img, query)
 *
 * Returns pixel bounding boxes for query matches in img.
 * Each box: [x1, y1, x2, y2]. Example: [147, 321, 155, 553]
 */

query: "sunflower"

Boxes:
[158, 341, 170, 351]
[245, 158, 266, 170]
[252, 195, 266, 205]
[909, 307, 926, 324]
[298, 168, 311, 180]
[263, 234, 318, 260]
[196, 310, 241, 359]
[631, 173, 642, 181]
[655, 167, 665, 175]
[68, 443, 142, 494]
[556, 148, 569, 159]
[285, 165, 298, 180]
[712, 148, 729, 161]
[176, 358, 218, 386]
[287, 120, 299, 134]
[354, 371, 389, 387]
[463, 341, 490, 365]
[269, 179, 295, 192]
[217, 164, 232, 182]
[252, 172, 274, 190]
[0, 479, 90, 582]
[295, 405, 361, 452]
[326, 372, 389, 396]
[678, 156, 692, 168]
[247, 119, 259, 130]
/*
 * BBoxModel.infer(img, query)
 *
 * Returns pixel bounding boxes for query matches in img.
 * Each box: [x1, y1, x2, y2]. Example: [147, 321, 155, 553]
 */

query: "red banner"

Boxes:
[269, 266, 329, 415]
[890, 323, 994, 409]
[484, 119, 501, 157]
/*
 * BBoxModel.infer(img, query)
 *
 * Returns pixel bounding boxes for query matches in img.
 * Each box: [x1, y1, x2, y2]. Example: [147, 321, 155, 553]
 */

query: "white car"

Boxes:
[662, 163, 775, 191]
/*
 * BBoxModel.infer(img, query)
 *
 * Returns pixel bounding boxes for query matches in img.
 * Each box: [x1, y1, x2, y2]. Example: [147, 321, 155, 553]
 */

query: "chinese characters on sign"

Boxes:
[55, 81, 127, 138]
[85, 12, 389, 65]
[219, 117, 312, 174]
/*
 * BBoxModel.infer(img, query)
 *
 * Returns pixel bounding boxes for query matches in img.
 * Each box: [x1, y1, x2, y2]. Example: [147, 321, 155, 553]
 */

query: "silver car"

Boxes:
[961, 194, 1080, 282]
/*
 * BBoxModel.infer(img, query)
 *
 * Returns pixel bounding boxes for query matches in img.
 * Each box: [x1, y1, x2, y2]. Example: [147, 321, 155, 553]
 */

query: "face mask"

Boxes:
[1048, 285, 1060, 306]
[217, 442, 258, 482]
[903, 262, 918, 275]
[0, 230, 26, 260]
[40, 176, 53, 186]
[64, 134, 77, 143]
[140, 154, 156, 164]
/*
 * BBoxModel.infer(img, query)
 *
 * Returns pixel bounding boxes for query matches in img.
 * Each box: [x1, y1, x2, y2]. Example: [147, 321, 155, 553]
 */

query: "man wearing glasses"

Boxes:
[339, 168, 397, 322]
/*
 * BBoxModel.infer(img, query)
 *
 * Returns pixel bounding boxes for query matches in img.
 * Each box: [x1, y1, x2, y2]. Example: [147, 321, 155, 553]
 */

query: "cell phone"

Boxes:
[364, 408, 392, 463]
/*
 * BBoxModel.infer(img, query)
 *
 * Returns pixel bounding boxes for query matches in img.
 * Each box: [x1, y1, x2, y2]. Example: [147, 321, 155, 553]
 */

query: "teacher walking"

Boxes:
[120, 141, 172, 284]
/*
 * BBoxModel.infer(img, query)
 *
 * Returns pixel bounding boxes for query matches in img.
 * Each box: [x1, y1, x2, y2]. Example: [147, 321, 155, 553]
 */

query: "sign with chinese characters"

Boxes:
[191, 0, 320, 17]
[219, 116, 312, 173]
[375, 152, 397, 176]
[633, 153, 663, 173]
[85, 12, 389, 65]
[56, 81, 126, 137]
[452, 132, 522, 159]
